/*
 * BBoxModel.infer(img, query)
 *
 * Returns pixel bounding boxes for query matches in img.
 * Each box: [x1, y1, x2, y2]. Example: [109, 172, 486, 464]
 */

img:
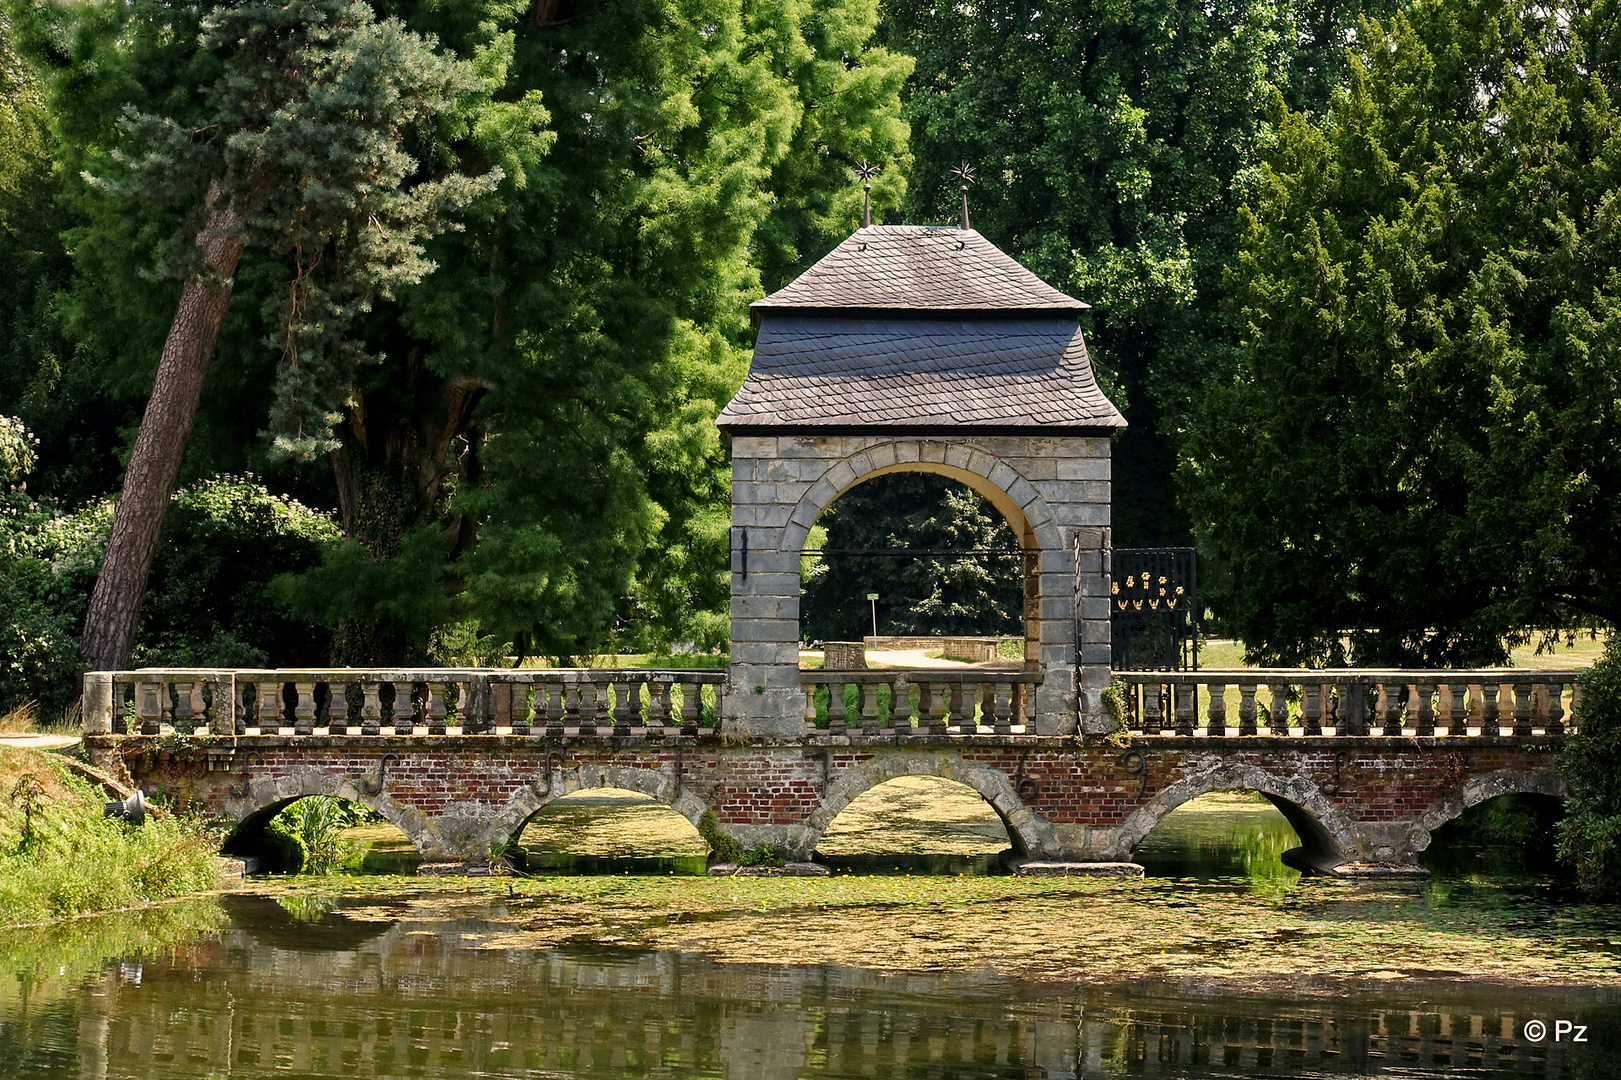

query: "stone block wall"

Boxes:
[727, 433, 1113, 739]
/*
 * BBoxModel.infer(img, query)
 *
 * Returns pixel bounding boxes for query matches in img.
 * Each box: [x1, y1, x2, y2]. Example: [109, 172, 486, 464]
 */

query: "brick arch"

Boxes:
[803, 751, 1049, 857]
[1110, 762, 1361, 868]
[490, 761, 713, 851]
[778, 439, 1065, 558]
[1413, 768, 1568, 848]
[221, 765, 431, 856]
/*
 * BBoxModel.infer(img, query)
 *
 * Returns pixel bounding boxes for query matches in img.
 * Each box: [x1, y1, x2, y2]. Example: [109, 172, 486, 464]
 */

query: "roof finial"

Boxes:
[950, 162, 975, 231]
[855, 161, 879, 228]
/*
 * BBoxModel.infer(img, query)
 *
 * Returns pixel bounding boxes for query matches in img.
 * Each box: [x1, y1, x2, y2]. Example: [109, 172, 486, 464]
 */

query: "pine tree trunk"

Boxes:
[80, 184, 245, 672]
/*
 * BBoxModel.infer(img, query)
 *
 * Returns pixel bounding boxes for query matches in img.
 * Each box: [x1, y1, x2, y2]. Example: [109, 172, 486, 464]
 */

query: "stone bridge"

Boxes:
[81, 666, 1578, 874]
[78, 225, 1586, 876]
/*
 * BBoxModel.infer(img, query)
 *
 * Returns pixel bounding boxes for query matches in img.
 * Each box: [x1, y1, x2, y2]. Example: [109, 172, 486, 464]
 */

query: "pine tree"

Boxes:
[24, 0, 502, 670]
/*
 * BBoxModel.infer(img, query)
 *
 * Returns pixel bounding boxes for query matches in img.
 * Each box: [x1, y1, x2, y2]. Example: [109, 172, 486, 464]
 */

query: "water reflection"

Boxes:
[1134, 791, 1303, 887]
[0, 896, 1615, 1080]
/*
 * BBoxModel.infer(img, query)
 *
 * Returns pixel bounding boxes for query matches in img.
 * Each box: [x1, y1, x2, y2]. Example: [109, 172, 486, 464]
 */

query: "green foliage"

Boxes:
[1559, 638, 1621, 898]
[0, 469, 341, 711]
[885, 0, 1386, 547]
[801, 474, 1021, 642]
[697, 810, 784, 866]
[1183, 0, 1621, 665]
[0, 754, 219, 925]
[268, 796, 369, 875]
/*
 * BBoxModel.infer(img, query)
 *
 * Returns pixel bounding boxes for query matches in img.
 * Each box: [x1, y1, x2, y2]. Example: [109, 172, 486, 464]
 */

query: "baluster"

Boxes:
[626, 679, 647, 735]
[913, 682, 934, 737]
[502, 677, 528, 736]
[1414, 682, 1435, 737]
[860, 683, 881, 735]
[952, 682, 975, 735]
[1381, 683, 1404, 736]
[650, 681, 674, 733]
[570, 681, 593, 736]
[1207, 682, 1227, 737]
[230, 680, 247, 735]
[1269, 684, 1290, 736]
[1171, 682, 1193, 736]
[327, 681, 349, 735]
[290, 681, 315, 736]
[890, 675, 912, 737]
[992, 681, 1013, 736]
[1446, 683, 1468, 736]
[258, 680, 283, 735]
[358, 682, 381, 736]
[678, 681, 701, 736]
[1303, 684, 1323, 737]
[180, 681, 205, 732]
[928, 682, 951, 736]
[391, 681, 414, 735]
[538, 681, 561, 736]
[804, 681, 820, 733]
[138, 680, 164, 736]
[1237, 684, 1258, 736]
[1512, 682, 1534, 737]
[1546, 681, 1566, 736]
[825, 680, 848, 735]
[171, 680, 194, 735]
[111, 682, 130, 735]
[610, 679, 633, 735]
[1141, 683, 1163, 735]
[426, 682, 449, 735]
[1480, 683, 1501, 737]
[1339, 681, 1368, 736]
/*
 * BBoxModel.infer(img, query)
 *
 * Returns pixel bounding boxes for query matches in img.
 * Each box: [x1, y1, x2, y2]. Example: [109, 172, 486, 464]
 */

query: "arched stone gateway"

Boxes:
[717, 225, 1127, 738]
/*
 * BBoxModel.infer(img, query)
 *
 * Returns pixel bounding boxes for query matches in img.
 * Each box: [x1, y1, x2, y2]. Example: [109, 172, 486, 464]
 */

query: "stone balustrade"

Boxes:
[81, 668, 726, 740]
[1112, 669, 1584, 737]
[801, 670, 1044, 739]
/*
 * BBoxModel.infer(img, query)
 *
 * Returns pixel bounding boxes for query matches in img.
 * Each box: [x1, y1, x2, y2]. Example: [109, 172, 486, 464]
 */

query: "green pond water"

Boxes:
[2, 796, 1618, 1079]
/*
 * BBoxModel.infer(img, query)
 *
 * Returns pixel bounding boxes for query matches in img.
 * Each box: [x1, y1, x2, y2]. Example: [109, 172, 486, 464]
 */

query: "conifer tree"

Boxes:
[37, 0, 502, 670]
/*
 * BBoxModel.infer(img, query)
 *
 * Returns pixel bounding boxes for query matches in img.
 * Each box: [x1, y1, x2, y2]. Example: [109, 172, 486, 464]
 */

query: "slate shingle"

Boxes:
[716, 318, 1124, 431]
[751, 226, 1085, 316]
[719, 225, 1126, 435]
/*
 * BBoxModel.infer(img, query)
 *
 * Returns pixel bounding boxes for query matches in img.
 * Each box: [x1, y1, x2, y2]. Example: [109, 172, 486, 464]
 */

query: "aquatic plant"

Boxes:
[268, 796, 366, 875]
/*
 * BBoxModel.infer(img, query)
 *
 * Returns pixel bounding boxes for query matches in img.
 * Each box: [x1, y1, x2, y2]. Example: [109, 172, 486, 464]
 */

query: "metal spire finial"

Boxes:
[855, 160, 880, 227]
[950, 162, 975, 230]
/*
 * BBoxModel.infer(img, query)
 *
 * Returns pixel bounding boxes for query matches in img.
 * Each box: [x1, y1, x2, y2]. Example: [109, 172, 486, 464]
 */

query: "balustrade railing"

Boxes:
[81, 669, 726, 740]
[1112, 670, 1583, 738]
[801, 671, 1043, 738]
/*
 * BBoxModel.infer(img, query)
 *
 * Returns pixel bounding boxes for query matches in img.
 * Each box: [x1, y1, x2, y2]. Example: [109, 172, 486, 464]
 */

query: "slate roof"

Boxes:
[719, 225, 1125, 434]
[750, 225, 1087, 318]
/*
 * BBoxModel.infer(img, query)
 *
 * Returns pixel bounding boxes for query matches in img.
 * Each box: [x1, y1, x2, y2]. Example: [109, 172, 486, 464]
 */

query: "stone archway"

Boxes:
[801, 749, 1053, 859]
[1409, 768, 1568, 855]
[222, 765, 430, 857]
[1105, 760, 1363, 869]
[489, 761, 714, 853]
[717, 225, 1126, 741]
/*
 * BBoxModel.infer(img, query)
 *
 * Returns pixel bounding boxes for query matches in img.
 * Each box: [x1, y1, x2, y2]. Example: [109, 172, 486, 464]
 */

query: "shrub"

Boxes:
[1557, 637, 1621, 898]
[267, 796, 367, 875]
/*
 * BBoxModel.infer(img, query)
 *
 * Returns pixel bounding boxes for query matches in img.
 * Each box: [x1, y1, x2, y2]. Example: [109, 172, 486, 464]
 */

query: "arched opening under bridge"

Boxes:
[224, 794, 418, 874]
[1131, 791, 1306, 885]
[1420, 792, 1566, 877]
[515, 788, 709, 874]
[815, 775, 1016, 875]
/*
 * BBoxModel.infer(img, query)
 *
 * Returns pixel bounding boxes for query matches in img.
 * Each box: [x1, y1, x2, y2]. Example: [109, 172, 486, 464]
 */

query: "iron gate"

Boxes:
[1107, 546, 1197, 671]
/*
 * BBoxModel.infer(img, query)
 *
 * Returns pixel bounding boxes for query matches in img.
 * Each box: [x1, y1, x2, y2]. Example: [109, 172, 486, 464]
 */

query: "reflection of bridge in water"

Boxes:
[12, 898, 1603, 1080]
